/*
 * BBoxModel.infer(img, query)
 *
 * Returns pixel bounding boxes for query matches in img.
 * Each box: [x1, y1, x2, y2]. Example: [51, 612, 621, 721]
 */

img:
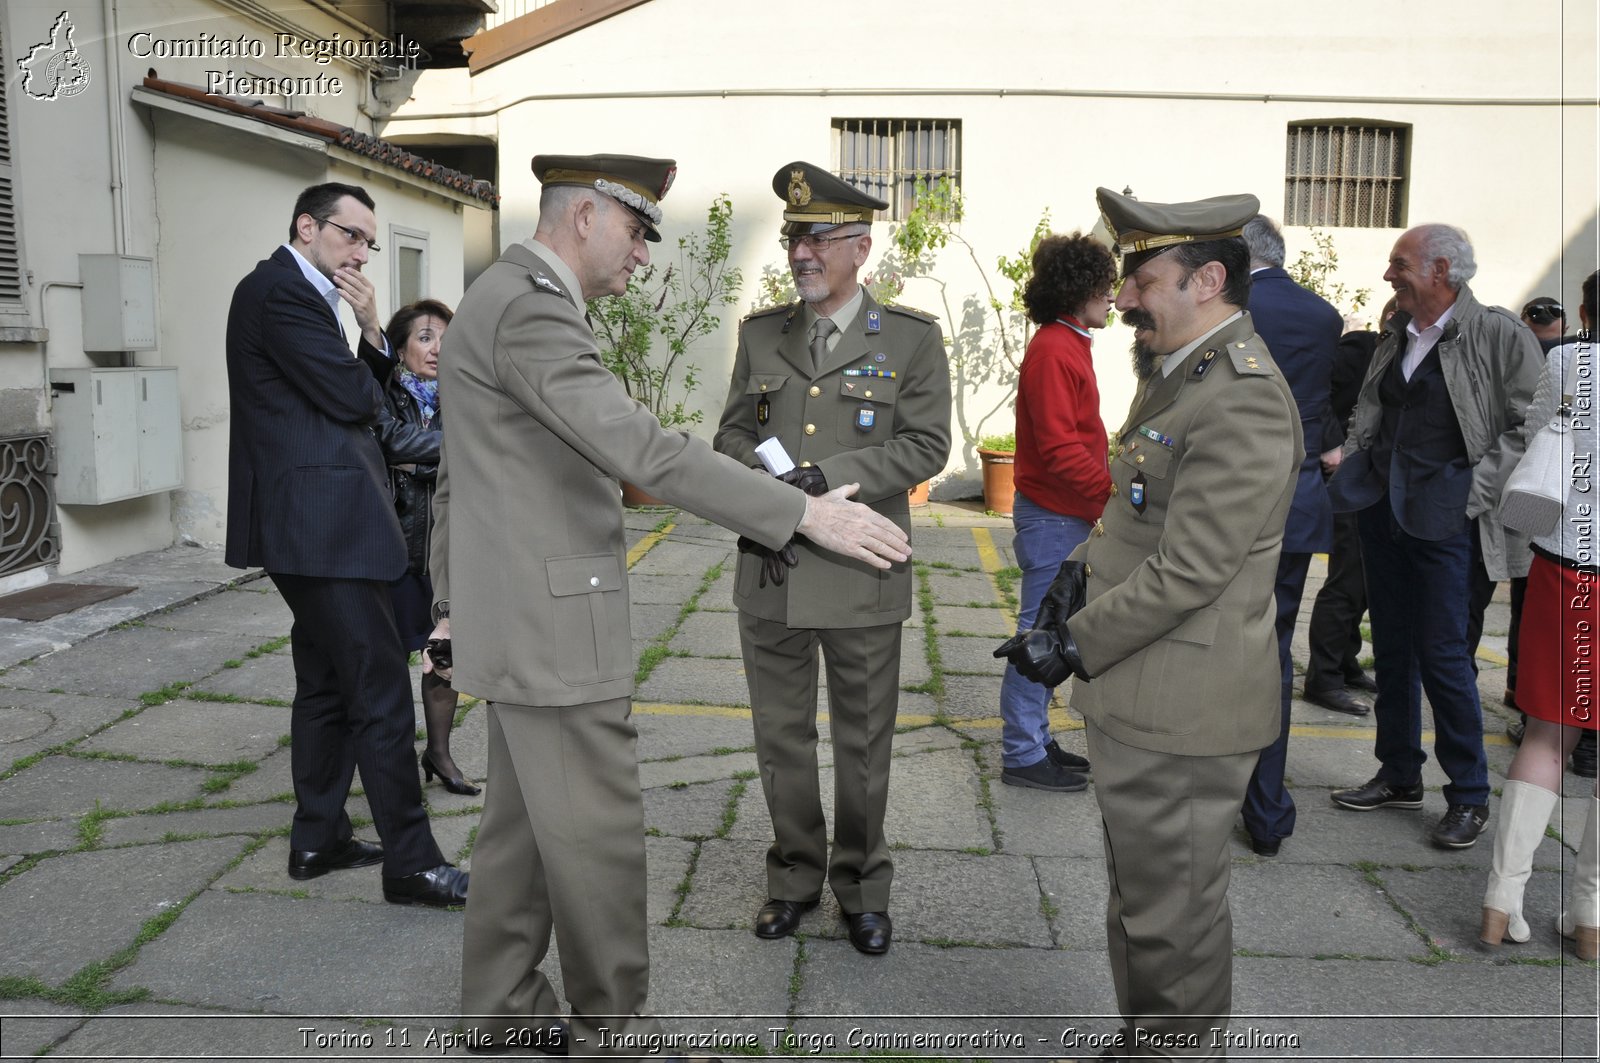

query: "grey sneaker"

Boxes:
[1002, 758, 1087, 792]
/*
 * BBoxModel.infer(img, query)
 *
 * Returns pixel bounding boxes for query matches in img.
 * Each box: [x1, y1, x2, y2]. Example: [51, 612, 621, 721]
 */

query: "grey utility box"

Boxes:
[50, 367, 182, 504]
[79, 254, 158, 351]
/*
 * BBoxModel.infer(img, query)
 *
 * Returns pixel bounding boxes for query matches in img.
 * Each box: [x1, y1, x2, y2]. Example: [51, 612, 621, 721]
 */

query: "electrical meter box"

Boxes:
[79, 254, 158, 351]
[50, 367, 182, 504]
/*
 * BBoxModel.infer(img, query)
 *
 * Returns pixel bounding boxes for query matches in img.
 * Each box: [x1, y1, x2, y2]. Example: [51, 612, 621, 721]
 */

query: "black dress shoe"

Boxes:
[1346, 672, 1379, 693]
[844, 911, 892, 955]
[1044, 738, 1091, 773]
[383, 863, 468, 908]
[754, 898, 818, 939]
[465, 1021, 568, 1055]
[1430, 803, 1489, 849]
[420, 749, 482, 796]
[1303, 687, 1370, 717]
[1330, 776, 1424, 811]
[288, 837, 384, 880]
[1249, 835, 1281, 857]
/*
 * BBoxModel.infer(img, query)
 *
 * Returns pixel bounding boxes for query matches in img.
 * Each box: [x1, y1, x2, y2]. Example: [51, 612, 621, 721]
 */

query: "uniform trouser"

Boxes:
[738, 611, 901, 913]
[269, 573, 442, 877]
[1358, 506, 1489, 807]
[1305, 509, 1368, 693]
[1242, 552, 1312, 844]
[461, 698, 660, 1057]
[1088, 720, 1258, 1059]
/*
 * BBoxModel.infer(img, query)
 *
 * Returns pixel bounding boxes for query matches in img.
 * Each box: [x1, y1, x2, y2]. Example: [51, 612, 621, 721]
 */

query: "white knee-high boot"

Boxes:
[1558, 793, 1599, 961]
[1482, 780, 1560, 945]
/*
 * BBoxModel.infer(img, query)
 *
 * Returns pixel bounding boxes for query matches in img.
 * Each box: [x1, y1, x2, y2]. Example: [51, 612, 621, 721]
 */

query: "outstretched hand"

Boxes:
[795, 483, 911, 569]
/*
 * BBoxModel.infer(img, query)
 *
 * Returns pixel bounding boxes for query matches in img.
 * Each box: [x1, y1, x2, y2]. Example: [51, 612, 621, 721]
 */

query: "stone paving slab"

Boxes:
[638, 749, 756, 790]
[674, 837, 787, 932]
[0, 626, 261, 700]
[629, 572, 704, 606]
[1258, 793, 1496, 869]
[0, 816, 84, 855]
[629, 602, 683, 645]
[936, 603, 1015, 636]
[188, 653, 297, 705]
[995, 784, 1107, 859]
[937, 633, 1009, 676]
[883, 848, 1055, 946]
[1378, 864, 1574, 961]
[940, 674, 1008, 720]
[149, 587, 294, 638]
[643, 776, 737, 839]
[1230, 862, 1423, 959]
[635, 711, 755, 762]
[109, 890, 465, 1015]
[794, 939, 1122, 1051]
[0, 688, 147, 770]
[0, 754, 213, 818]
[924, 568, 1002, 607]
[0, 836, 247, 984]
[216, 746, 295, 803]
[0, 1001, 86, 1058]
[78, 700, 292, 764]
[1034, 856, 1113, 950]
[642, 925, 796, 1028]
[668, 611, 742, 657]
[628, 541, 731, 579]
[637, 657, 752, 707]
[99, 801, 294, 846]
[646, 835, 695, 925]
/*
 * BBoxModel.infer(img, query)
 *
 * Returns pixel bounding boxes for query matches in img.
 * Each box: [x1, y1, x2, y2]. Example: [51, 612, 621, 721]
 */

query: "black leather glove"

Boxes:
[993, 622, 1090, 687]
[1034, 559, 1089, 631]
[737, 536, 799, 587]
[778, 466, 829, 497]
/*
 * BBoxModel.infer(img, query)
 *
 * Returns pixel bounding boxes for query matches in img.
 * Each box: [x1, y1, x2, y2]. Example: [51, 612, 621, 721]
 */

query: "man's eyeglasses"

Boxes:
[316, 217, 381, 253]
[780, 231, 864, 253]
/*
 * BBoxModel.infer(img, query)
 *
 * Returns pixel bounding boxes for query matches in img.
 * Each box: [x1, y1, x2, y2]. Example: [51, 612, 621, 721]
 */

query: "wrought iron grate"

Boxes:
[0, 434, 58, 579]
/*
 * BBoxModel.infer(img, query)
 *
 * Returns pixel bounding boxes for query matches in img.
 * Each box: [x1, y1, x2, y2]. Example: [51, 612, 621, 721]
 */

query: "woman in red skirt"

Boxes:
[1481, 269, 1598, 960]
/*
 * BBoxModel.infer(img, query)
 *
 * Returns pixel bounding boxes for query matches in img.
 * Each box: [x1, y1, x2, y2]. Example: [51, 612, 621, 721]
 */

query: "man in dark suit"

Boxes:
[1238, 215, 1342, 857]
[225, 182, 466, 908]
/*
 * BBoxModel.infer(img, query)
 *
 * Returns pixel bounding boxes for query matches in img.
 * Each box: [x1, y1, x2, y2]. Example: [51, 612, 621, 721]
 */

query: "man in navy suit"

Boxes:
[1238, 215, 1342, 857]
[225, 182, 466, 908]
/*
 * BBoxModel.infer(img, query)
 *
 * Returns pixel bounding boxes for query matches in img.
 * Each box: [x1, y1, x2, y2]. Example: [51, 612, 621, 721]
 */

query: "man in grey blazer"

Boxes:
[1001, 189, 1299, 1057]
[428, 154, 911, 1056]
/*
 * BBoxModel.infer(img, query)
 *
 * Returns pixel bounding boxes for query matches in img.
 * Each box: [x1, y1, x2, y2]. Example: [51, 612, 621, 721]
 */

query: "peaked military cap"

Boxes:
[773, 161, 889, 237]
[1096, 187, 1259, 275]
[532, 153, 677, 241]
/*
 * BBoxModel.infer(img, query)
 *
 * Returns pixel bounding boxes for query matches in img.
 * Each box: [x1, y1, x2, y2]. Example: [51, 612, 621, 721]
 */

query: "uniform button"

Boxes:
[800, 460, 812, 468]
[1135, 455, 1145, 464]
[805, 424, 816, 435]
[865, 390, 873, 398]
[759, 383, 768, 392]
[1110, 483, 1119, 496]
[589, 576, 600, 587]
[809, 385, 821, 397]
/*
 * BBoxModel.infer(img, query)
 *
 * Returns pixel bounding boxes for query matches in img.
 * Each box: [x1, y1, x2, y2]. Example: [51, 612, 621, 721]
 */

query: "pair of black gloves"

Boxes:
[737, 466, 829, 587]
[993, 559, 1092, 686]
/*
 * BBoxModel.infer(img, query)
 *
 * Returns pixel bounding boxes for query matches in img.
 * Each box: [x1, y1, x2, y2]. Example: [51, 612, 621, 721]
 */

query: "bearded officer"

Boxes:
[999, 188, 1299, 1056]
[431, 154, 912, 1054]
[713, 162, 951, 955]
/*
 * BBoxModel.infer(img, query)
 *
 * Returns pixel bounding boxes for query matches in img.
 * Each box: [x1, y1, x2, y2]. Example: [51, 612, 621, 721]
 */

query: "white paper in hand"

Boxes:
[755, 437, 796, 476]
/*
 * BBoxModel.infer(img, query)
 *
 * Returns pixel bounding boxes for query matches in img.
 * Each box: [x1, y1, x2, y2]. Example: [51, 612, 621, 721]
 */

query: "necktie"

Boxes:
[810, 318, 837, 372]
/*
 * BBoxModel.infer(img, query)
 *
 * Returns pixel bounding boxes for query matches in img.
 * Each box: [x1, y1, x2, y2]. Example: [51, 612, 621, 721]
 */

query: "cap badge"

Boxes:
[787, 170, 813, 208]
[660, 165, 677, 198]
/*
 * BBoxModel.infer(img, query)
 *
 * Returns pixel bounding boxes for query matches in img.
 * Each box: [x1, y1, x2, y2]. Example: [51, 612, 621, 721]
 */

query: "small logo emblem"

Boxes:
[787, 170, 812, 208]
[19, 11, 92, 102]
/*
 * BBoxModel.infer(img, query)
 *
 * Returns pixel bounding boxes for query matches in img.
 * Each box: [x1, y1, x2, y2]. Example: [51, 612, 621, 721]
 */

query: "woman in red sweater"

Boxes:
[999, 233, 1117, 792]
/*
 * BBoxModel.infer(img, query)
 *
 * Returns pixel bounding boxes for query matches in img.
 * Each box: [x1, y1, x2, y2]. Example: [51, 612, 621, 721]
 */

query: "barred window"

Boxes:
[1284, 122, 1407, 229]
[0, 25, 25, 310]
[833, 119, 961, 221]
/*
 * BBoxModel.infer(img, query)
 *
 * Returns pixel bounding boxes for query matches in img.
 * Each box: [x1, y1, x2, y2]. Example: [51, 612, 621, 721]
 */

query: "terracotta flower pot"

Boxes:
[907, 480, 931, 508]
[977, 447, 1016, 516]
[620, 481, 670, 508]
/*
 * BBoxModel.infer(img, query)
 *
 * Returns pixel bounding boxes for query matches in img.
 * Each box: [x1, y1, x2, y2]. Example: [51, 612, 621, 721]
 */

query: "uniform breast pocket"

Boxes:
[835, 376, 899, 446]
[546, 554, 629, 686]
[1113, 440, 1174, 518]
[746, 374, 789, 436]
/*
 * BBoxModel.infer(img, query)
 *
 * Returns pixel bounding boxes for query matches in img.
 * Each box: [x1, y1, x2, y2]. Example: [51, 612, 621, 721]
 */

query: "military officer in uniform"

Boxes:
[1000, 189, 1299, 1056]
[714, 162, 951, 955]
[430, 154, 912, 1054]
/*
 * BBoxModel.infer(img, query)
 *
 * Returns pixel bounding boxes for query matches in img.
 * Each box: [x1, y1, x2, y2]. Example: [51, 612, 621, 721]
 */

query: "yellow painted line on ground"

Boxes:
[626, 522, 675, 569]
[1476, 646, 1509, 666]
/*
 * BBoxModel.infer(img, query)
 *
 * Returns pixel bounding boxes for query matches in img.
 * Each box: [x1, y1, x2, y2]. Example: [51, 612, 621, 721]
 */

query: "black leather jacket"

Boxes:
[359, 342, 441, 576]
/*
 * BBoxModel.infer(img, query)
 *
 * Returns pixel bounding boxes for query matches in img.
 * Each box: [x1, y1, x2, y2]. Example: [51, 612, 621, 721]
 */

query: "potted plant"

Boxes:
[976, 431, 1017, 516]
[591, 194, 743, 505]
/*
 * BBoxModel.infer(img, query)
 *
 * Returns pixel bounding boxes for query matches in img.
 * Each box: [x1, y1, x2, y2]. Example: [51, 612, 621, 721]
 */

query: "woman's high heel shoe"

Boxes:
[420, 749, 482, 796]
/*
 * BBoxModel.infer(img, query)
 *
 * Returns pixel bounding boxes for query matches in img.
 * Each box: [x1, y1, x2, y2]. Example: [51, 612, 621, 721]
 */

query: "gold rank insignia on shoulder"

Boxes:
[1192, 348, 1219, 378]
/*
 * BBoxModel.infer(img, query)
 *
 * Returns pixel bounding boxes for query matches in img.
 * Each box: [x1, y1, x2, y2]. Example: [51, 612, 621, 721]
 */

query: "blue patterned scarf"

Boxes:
[397, 367, 438, 426]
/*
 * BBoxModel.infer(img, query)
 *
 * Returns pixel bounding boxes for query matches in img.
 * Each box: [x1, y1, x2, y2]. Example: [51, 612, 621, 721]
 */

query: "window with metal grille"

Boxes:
[0, 26, 26, 310]
[1284, 122, 1407, 229]
[833, 119, 961, 221]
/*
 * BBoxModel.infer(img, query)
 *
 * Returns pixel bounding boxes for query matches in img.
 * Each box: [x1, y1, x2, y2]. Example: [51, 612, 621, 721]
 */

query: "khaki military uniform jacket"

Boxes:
[1068, 314, 1301, 756]
[431, 242, 807, 707]
[713, 291, 951, 628]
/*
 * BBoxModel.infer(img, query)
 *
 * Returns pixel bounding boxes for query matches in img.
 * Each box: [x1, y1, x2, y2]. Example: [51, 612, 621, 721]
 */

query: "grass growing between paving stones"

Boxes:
[635, 560, 724, 686]
[1360, 866, 1451, 964]
[717, 771, 756, 839]
[663, 843, 703, 927]
[904, 565, 947, 706]
[992, 564, 1021, 615]
[139, 681, 192, 706]
[184, 689, 292, 708]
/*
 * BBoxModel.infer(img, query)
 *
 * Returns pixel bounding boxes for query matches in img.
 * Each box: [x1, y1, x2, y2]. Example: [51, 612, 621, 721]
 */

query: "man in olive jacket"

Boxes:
[1008, 189, 1299, 1056]
[428, 155, 910, 1054]
[714, 162, 951, 956]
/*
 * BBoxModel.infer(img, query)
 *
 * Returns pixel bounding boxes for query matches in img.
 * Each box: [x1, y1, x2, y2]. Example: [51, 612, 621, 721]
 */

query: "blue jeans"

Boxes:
[999, 492, 1091, 768]
[1358, 505, 1489, 807]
